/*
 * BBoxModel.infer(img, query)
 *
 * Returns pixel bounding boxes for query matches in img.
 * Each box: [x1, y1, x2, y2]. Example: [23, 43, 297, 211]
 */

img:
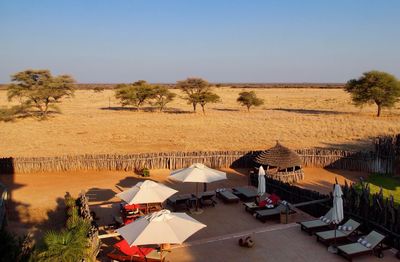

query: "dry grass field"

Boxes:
[1, 87, 400, 157]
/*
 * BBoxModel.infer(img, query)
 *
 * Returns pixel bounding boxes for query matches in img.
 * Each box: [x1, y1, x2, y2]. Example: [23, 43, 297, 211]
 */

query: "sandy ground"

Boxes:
[1, 88, 400, 157]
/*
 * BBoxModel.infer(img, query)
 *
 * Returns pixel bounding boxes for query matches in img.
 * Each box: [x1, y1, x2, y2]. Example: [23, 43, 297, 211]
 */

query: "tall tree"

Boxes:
[197, 91, 220, 114]
[151, 86, 176, 112]
[176, 78, 210, 112]
[7, 70, 75, 118]
[115, 81, 155, 110]
[345, 71, 400, 117]
[237, 91, 264, 111]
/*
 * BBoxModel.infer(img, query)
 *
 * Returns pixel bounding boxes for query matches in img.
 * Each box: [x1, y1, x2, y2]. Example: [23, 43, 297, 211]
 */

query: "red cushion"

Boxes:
[269, 194, 281, 205]
[258, 200, 267, 207]
[124, 204, 140, 210]
[114, 240, 154, 257]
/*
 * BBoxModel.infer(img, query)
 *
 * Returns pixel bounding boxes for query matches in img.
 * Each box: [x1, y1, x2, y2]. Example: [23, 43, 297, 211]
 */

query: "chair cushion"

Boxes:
[114, 240, 154, 257]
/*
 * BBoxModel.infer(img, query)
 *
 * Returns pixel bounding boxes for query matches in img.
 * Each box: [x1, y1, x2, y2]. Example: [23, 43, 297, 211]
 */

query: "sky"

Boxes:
[0, 0, 399, 83]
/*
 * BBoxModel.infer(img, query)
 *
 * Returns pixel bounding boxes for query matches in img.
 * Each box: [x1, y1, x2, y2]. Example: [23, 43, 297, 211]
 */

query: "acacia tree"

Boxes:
[151, 86, 176, 112]
[345, 71, 400, 117]
[176, 78, 210, 112]
[7, 70, 75, 118]
[115, 81, 155, 110]
[237, 91, 264, 111]
[197, 91, 220, 114]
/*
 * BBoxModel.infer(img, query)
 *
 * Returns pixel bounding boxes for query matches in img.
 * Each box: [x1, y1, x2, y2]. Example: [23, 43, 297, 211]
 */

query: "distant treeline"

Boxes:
[0, 83, 345, 90]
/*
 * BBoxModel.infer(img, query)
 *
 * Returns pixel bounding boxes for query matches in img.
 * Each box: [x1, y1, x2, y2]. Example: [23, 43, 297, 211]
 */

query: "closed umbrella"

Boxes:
[116, 180, 178, 213]
[170, 163, 227, 212]
[257, 166, 266, 197]
[328, 183, 344, 253]
[116, 209, 206, 246]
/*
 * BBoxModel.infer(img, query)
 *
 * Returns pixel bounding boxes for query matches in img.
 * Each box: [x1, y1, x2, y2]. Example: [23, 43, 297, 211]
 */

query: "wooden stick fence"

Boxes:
[0, 148, 394, 174]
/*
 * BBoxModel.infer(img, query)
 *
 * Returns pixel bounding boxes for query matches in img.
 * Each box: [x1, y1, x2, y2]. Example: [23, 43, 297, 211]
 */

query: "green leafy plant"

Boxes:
[7, 70, 75, 119]
[345, 71, 400, 117]
[237, 91, 264, 111]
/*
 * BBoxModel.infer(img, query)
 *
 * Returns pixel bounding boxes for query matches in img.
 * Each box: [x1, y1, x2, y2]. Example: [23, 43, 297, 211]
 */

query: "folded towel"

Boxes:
[338, 225, 343, 230]
[341, 226, 347, 231]
[347, 226, 353, 231]
[320, 216, 324, 220]
[357, 238, 363, 243]
[365, 242, 372, 248]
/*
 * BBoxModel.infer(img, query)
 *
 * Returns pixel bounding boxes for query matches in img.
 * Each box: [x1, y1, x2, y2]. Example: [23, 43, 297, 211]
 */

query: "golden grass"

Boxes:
[1, 87, 400, 157]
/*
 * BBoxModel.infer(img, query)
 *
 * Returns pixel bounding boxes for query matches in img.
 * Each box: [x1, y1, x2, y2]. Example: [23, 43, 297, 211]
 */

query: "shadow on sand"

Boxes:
[269, 108, 346, 115]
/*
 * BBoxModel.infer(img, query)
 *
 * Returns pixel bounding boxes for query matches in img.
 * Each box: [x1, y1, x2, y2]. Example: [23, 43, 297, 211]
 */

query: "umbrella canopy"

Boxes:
[116, 209, 206, 246]
[116, 180, 178, 205]
[331, 184, 344, 224]
[169, 163, 227, 183]
[257, 166, 266, 196]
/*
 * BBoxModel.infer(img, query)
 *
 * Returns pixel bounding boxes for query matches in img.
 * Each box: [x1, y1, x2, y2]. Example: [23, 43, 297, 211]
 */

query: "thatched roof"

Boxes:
[254, 142, 302, 169]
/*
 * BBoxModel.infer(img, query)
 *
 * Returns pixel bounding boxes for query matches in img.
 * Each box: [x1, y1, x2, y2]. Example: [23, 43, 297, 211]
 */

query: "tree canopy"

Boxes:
[115, 81, 176, 111]
[237, 91, 264, 111]
[197, 91, 221, 114]
[345, 71, 400, 117]
[151, 85, 176, 112]
[115, 81, 155, 110]
[176, 78, 210, 112]
[7, 69, 75, 118]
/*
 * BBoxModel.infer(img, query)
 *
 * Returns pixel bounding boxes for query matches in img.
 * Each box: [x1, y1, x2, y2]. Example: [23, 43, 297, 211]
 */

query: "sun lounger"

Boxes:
[254, 204, 289, 223]
[232, 186, 258, 201]
[298, 208, 333, 235]
[243, 202, 275, 214]
[167, 194, 193, 211]
[315, 219, 360, 245]
[337, 230, 387, 261]
[216, 190, 240, 203]
[107, 240, 168, 262]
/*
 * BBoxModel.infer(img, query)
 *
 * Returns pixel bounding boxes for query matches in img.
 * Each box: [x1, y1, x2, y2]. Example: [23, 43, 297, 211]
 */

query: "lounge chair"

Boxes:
[107, 240, 167, 262]
[315, 219, 360, 245]
[254, 204, 289, 223]
[337, 230, 387, 261]
[232, 186, 258, 201]
[298, 208, 333, 235]
[216, 190, 240, 203]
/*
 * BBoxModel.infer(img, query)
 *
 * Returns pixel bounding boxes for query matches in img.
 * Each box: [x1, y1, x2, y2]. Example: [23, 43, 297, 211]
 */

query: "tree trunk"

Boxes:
[377, 104, 382, 117]
[201, 105, 205, 114]
[247, 105, 250, 112]
[192, 103, 197, 112]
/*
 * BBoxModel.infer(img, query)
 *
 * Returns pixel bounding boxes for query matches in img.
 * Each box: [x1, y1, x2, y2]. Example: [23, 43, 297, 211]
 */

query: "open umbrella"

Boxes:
[169, 163, 227, 211]
[116, 180, 178, 212]
[328, 183, 344, 253]
[116, 209, 206, 246]
[257, 166, 266, 197]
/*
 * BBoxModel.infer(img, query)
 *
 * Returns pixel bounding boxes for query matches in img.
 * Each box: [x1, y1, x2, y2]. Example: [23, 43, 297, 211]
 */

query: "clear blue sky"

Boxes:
[1, 0, 399, 83]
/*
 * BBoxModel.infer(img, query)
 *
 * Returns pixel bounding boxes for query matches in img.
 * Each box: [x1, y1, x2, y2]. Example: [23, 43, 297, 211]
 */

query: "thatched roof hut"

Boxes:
[254, 142, 304, 183]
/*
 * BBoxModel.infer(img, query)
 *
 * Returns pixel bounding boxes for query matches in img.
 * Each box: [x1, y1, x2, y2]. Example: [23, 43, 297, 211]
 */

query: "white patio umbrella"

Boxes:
[116, 180, 178, 212]
[169, 163, 227, 211]
[328, 183, 344, 253]
[116, 209, 206, 247]
[257, 166, 266, 197]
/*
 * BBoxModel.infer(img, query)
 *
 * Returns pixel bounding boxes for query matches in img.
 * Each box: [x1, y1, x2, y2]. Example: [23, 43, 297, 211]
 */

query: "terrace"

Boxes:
[1, 167, 399, 261]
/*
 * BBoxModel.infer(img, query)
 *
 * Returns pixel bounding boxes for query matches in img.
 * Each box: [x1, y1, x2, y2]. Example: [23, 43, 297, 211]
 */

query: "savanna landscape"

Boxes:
[1, 1, 400, 261]
[1, 86, 400, 157]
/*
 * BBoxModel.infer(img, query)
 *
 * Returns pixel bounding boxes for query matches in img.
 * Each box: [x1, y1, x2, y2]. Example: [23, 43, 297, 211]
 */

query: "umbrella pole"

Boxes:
[196, 183, 199, 211]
